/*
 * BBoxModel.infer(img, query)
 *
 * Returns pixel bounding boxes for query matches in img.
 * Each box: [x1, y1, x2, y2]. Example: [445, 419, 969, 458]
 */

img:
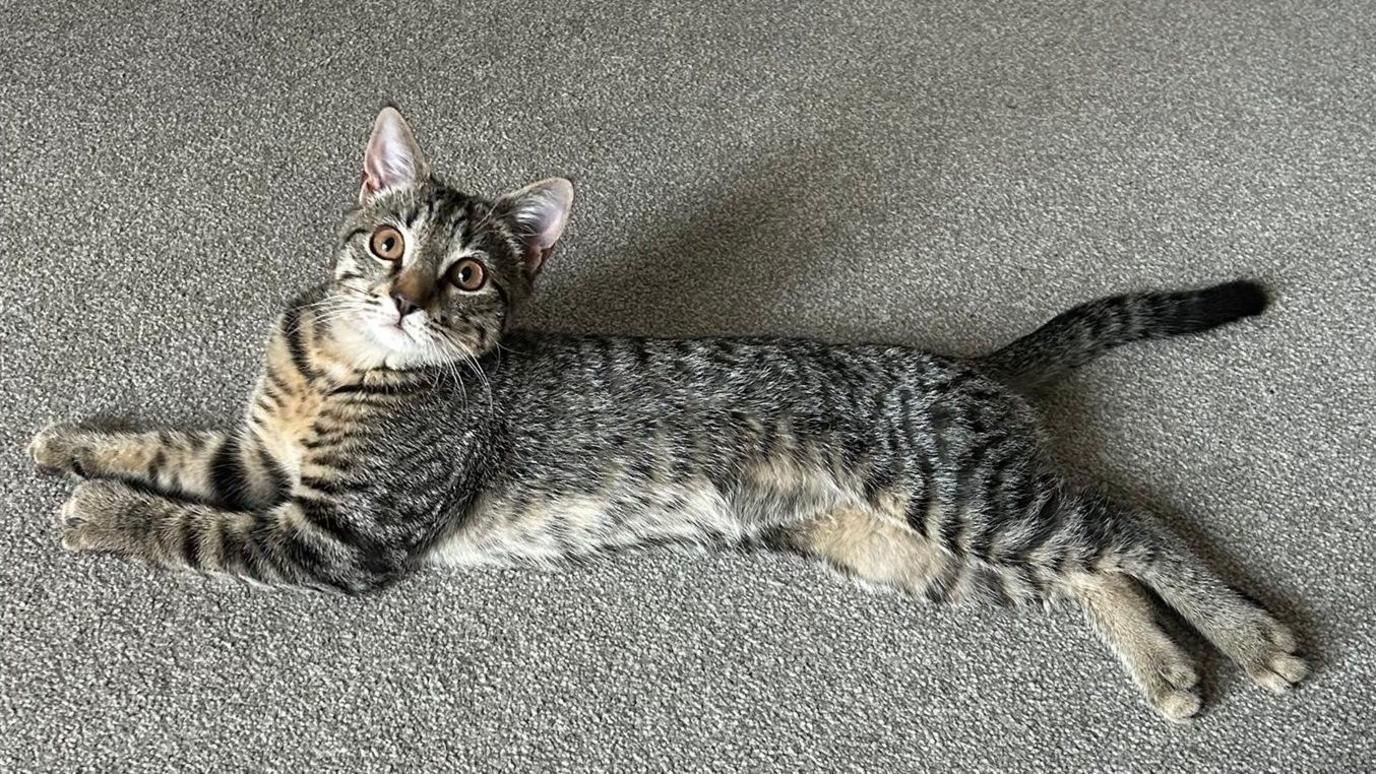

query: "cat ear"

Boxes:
[359, 107, 428, 203]
[497, 177, 574, 276]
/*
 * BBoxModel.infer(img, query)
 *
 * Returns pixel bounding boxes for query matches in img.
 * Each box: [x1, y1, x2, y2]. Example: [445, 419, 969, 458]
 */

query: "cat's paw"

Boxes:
[1150, 687, 1202, 723]
[29, 423, 90, 477]
[1145, 650, 1202, 722]
[56, 480, 148, 554]
[1227, 610, 1310, 694]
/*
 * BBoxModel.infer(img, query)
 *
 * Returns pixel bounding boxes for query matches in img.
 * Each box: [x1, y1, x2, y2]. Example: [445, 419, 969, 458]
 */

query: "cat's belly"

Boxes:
[425, 479, 759, 567]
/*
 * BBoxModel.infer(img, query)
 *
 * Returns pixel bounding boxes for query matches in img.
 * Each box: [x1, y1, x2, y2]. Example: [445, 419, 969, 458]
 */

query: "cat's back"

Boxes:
[489, 328, 1003, 410]
[481, 329, 1039, 468]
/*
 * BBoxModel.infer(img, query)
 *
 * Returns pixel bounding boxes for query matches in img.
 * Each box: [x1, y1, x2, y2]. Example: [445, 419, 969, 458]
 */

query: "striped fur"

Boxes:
[30, 107, 1308, 721]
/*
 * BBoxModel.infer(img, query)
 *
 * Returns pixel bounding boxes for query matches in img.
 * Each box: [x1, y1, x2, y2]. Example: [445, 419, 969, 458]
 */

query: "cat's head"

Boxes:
[325, 107, 572, 370]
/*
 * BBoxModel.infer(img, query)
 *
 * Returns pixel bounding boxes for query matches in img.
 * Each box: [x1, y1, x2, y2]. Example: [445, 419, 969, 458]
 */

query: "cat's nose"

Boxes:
[391, 290, 422, 318]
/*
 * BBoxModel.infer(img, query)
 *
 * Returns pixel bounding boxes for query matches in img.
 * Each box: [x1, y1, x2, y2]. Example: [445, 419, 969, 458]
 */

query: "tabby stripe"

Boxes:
[967, 518, 997, 561]
[253, 394, 278, 416]
[315, 406, 355, 424]
[275, 525, 336, 581]
[956, 433, 1006, 479]
[924, 560, 960, 603]
[1076, 501, 1114, 566]
[281, 306, 319, 379]
[265, 363, 294, 397]
[246, 524, 294, 583]
[1095, 297, 1127, 339]
[943, 437, 1002, 557]
[181, 517, 204, 570]
[146, 448, 167, 483]
[840, 433, 866, 478]
[297, 474, 363, 496]
[305, 450, 352, 471]
[217, 520, 248, 575]
[865, 427, 904, 506]
[302, 434, 347, 450]
[969, 456, 1014, 560]
[927, 403, 955, 459]
[1008, 488, 1064, 563]
[975, 567, 1013, 607]
[905, 457, 936, 536]
[329, 381, 420, 396]
[309, 418, 352, 440]
[255, 442, 290, 501]
[210, 434, 250, 510]
[1005, 472, 1039, 528]
[337, 392, 410, 409]
[258, 380, 287, 410]
[938, 507, 965, 557]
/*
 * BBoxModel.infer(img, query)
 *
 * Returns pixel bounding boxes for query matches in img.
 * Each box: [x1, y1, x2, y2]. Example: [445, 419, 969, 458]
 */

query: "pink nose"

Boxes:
[391, 290, 422, 317]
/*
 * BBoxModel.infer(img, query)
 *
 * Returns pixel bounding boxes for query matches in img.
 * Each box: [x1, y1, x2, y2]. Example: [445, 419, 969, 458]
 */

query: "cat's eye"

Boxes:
[369, 226, 405, 261]
[449, 258, 486, 292]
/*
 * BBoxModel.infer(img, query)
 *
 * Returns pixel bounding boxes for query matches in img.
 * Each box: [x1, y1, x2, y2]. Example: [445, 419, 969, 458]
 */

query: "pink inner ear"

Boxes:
[509, 179, 574, 255]
[361, 109, 425, 199]
[529, 205, 568, 252]
[526, 246, 553, 275]
[364, 140, 414, 192]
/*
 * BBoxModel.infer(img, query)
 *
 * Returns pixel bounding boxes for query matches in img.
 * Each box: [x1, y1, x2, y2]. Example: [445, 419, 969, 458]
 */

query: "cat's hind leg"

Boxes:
[787, 503, 1056, 606]
[786, 501, 1209, 721]
[1069, 571, 1202, 722]
[1051, 491, 1309, 696]
[1112, 520, 1310, 695]
[784, 504, 953, 598]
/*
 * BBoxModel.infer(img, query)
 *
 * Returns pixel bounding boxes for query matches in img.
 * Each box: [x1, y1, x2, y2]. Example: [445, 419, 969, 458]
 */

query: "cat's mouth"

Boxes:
[360, 310, 426, 352]
[372, 320, 417, 345]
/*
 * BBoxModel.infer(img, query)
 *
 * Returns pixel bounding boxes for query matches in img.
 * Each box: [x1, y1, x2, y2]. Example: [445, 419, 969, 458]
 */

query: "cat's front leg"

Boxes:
[31, 422, 224, 487]
[54, 479, 404, 593]
[30, 422, 282, 509]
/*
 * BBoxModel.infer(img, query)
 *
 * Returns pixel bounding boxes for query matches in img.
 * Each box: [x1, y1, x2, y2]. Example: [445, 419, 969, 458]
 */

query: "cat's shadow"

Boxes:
[517, 140, 895, 339]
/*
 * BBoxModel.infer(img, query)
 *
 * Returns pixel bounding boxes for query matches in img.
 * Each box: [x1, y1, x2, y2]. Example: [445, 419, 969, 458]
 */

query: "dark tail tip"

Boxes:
[1194, 280, 1270, 328]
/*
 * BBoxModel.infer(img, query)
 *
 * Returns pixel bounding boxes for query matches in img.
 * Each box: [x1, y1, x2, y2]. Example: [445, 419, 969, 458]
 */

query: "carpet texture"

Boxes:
[2, 1, 1373, 770]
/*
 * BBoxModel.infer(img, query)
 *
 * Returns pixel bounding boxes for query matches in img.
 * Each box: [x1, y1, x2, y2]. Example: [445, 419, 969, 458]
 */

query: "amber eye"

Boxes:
[369, 226, 405, 261]
[449, 258, 486, 292]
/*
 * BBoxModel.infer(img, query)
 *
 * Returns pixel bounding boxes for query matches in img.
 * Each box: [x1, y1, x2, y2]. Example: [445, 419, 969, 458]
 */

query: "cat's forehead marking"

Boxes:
[401, 189, 472, 237]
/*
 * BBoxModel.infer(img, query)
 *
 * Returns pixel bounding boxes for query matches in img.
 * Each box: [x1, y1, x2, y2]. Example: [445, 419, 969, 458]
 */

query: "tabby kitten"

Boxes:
[30, 107, 1308, 722]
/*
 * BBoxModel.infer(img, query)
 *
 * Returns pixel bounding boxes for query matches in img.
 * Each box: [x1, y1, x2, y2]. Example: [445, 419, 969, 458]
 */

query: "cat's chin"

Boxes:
[363, 334, 434, 371]
[324, 320, 434, 371]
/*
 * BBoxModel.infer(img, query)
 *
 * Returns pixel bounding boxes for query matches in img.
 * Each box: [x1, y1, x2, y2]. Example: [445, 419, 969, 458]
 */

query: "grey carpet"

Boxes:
[2, 0, 1373, 771]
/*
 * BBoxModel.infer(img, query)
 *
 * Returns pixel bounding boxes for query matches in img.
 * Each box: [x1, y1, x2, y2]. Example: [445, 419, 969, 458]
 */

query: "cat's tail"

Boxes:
[975, 280, 1268, 389]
